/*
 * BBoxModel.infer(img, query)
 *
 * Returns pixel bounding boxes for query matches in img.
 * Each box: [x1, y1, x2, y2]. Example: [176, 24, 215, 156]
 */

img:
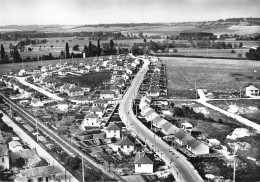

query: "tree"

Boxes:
[15, 157, 25, 168]
[239, 42, 243, 48]
[1, 44, 5, 62]
[110, 39, 114, 55]
[72, 44, 80, 51]
[131, 43, 139, 55]
[88, 41, 93, 57]
[50, 45, 54, 49]
[97, 40, 101, 56]
[10, 47, 22, 62]
[173, 107, 184, 117]
[70, 157, 81, 170]
[65, 42, 70, 58]
[245, 47, 260, 60]
[60, 50, 65, 59]
[238, 53, 243, 59]
[138, 32, 143, 38]
[143, 39, 147, 43]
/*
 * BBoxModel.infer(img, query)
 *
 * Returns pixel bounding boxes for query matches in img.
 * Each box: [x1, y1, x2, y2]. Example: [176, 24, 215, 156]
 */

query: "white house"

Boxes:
[100, 90, 115, 99]
[90, 106, 105, 119]
[57, 100, 71, 112]
[18, 69, 27, 76]
[174, 130, 193, 146]
[31, 98, 44, 107]
[93, 99, 108, 108]
[245, 85, 259, 97]
[186, 138, 210, 155]
[0, 144, 9, 170]
[8, 141, 23, 152]
[134, 152, 154, 173]
[145, 110, 159, 122]
[80, 113, 99, 130]
[105, 122, 122, 139]
[117, 135, 135, 155]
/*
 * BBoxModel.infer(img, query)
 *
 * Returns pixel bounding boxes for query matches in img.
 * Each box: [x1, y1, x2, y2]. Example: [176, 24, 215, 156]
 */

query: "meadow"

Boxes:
[163, 57, 260, 98]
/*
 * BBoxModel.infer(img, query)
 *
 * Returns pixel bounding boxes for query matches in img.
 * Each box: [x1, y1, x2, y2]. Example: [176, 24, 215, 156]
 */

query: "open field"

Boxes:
[163, 57, 260, 98]
[208, 100, 260, 125]
[0, 57, 93, 74]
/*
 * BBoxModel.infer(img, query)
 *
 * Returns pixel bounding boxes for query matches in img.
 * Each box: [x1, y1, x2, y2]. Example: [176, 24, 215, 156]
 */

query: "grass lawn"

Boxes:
[163, 57, 260, 98]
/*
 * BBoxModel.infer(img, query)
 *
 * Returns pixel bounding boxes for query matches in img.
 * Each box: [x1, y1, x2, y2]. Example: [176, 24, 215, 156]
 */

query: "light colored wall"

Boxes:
[0, 156, 9, 169]
[135, 164, 153, 173]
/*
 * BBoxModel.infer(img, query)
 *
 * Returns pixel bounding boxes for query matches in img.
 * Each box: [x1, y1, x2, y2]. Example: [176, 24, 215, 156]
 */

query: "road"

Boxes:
[118, 55, 203, 182]
[197, 89, 260, 133]
[15, 76, 63, 101]
[0, 93, 125, 182]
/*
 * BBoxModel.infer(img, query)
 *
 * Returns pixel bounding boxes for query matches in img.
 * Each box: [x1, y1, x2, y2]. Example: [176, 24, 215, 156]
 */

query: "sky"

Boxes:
[0, 0, 260, 25]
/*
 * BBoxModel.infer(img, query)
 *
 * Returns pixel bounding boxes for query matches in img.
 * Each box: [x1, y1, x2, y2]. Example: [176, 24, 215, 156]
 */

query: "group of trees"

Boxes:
[246, 47, 260, 60]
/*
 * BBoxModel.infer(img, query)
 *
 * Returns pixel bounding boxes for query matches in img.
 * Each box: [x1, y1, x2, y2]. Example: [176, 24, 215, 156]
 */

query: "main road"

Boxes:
[118, 55, 203, 182]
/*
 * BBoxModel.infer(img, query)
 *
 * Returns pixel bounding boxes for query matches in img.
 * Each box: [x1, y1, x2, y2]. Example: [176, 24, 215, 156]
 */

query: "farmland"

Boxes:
[163, 57, 260, 98]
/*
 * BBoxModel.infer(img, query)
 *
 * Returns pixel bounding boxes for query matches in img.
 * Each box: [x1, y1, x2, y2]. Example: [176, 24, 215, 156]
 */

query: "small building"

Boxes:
[14, 165, 57, 182]
[145, 110, 159, 122]
[57, 100, 71, 112]
[134, 152, 154, 173]
[8, 141, 23, 153]
[161, 121, 179, 136]
[100, 90, 115, 99]
[207, 138, 221, 147]
[31, 98, 44, 108]
[80, 113, 99, 130]
[174, 130, 193, 146]
[105, 122, 122, 139]
[0, 144, 9, 170]
[181, 122, 193, 133]
[93, 99, 108, 108]
[245, 85, 259, 97]
[90, 106, 105, 119]
[67, 87, 84, 97]
[117, 135, 135, 155]
[186, 138, 210, 155]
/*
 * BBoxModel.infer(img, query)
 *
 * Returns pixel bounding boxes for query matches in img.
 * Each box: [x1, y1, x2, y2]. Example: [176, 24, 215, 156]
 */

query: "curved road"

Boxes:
[119, 55, 203, 182]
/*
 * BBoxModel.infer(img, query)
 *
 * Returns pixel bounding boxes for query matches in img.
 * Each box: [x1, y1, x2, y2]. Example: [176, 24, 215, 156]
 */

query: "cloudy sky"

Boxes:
[0, 0, 260, 25]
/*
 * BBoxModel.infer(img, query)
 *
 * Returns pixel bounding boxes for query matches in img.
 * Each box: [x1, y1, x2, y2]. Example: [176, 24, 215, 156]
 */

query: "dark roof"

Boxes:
[93, 99, 107, 104]
[20, 165, 57, 178]
[174, 130, 189, 140]
[11, 149, 37, 161]
[187, 138, 203, 149]
[117, 135, 135, 146]
[100, 90, 114, 95]
[134, 152, 154, 165]
[106, 122, 121, 131]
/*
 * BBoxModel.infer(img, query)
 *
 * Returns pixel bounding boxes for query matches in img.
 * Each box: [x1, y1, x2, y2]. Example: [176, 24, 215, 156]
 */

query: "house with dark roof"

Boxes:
[117, 135, 136, 154]
[134, 152, 154, 173]
[26, 155, 48, 168]
[57, 100, 71, 112]
[186, 138, 210, 155]
[105, 122, 122, 139]
[0, 144, 9, 170]
[161, 121, 180, 136]
[93, 99, 108, 108]
[67, 86, 84, 97]
[174, 130, 194, 146]
[90, 106, 105, 118]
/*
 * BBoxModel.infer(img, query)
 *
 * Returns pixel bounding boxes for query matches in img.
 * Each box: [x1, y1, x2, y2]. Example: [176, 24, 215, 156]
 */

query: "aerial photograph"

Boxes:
[0, 0, 260, 181]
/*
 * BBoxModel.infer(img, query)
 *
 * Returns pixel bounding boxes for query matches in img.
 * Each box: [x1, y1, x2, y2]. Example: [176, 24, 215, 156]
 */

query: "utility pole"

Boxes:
[195, 80, 197, 98]
[239, 87, 241, 98]
[82, 155, 85, 182]
[233, 146, 238, 182]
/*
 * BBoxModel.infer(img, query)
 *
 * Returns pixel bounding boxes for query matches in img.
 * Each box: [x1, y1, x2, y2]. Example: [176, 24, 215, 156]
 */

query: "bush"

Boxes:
[231, 50, 236, 53]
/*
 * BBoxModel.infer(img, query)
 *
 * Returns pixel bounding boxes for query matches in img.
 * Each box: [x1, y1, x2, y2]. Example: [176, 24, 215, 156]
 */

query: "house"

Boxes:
[67, 87, 84, 97]
[93, 99, 108, 108]
[58, 69, 67, 76]
[100, 90, 115, 99]
[161, 121, 179, 136]
[14, 165, 57, 182]
[146, 86, 160, 97]
[8, 140, 23, 152]
[186, 138, 210, 155]
[181, 122, 193, 132]
[26, 155, 47, 168]
[122, 74, 130, 81]
[57, 100, 71, 112]
[207, 139, 221, 147]
[90, 106, 105, 118]
[0, 144, 9, 170]
[80, 113, 99, 130]
[134, 152, 154, 173]
[152, 116, 163, 127]
[31, 98, 44, 107]
[145, 110, 159, 122]
[110, 85, 120, 95]
[117, 135, 135, 154]
[126, 68, 133, 75]
[18, 69, 27, 76]
[174, 130, 194, 146]
[140, 105, 153, 116]
[245, 85, 259, 97]
[41, 66, 48, 72]
[10, 148, 37, 163]
[105, 122, 122, 139]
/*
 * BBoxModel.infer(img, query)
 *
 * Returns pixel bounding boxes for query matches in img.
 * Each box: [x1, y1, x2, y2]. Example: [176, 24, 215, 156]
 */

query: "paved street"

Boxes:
[119, 56, 203, 182]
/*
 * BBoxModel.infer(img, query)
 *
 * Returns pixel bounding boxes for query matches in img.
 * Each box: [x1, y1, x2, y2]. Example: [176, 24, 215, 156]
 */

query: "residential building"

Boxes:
[80, 113, 99, 130]
[186, 138, 210, 155]
[8, 140, 23, 152]
[90, 106, 105, 119]
[181, 122, 193, 132]
[117, 135, 135, 154]
[134, 152, 154, 173]
[0, 144, 9, 170]
[174, 130, 194, 146]
[100, 90, 115, 99]
[57, 100, 71, 112]
[93, 99, 108, 108]
[14, 165, 57, 182]
[245, 85, 259, 97]
[105, 122, 122, 139]
[145, 110, 159, 122]
[67, 87, 84, 97]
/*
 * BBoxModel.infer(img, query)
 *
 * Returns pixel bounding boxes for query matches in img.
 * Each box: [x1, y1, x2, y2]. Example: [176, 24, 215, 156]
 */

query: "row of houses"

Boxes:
[139, 96, 210, 156]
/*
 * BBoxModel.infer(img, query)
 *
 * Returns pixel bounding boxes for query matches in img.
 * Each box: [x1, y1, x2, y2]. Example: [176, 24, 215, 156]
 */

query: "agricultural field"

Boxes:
[163, 57, 260, 99]
[208, 100, 260, 125]
[0, 57, 93, 74]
